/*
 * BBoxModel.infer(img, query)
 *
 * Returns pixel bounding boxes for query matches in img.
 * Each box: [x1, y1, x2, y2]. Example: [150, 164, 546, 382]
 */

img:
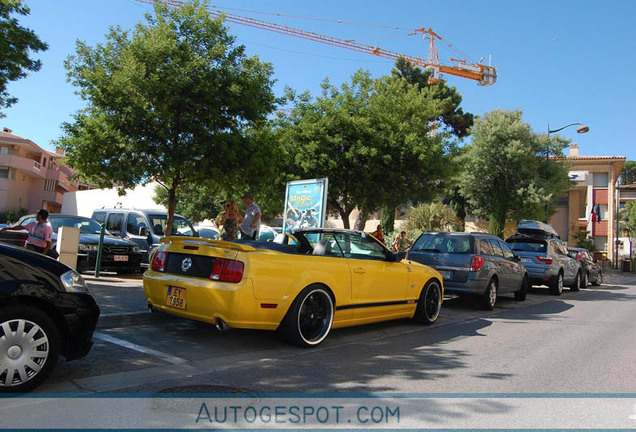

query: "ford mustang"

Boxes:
[143, 229, 443, 347]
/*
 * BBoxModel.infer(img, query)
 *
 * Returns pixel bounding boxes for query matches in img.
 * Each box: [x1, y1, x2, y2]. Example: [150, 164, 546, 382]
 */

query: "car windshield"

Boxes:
[49, 216, 102, 234]
[412, 234, 472, 254]
[508, 240, 547, 253]
[148, 214, 195, 236]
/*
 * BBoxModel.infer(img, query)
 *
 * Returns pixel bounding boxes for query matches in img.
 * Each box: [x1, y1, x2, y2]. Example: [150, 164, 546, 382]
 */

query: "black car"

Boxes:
[15, 214, 143, 274]
[567, 247, 603, 287]
[0, 242, 100, 392]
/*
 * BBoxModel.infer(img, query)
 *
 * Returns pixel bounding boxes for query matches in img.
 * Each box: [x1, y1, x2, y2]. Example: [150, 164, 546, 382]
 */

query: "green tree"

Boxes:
[620, 201, 636, 258]
[403, 202, 460, 238]
[573, 229, 595, 251]
[620, 161, 636, 185]
[0, 0, 48, 115]
[392, 57, 474, 138]
[277, 69, 451, 228]
[58, 0, 277, 236]
[154, 184, 222, 224]
[460, 109, 571, 238]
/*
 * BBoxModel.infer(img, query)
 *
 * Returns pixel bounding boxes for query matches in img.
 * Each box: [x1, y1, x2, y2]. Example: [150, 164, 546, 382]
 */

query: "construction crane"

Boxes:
[134, 0, 497, 86]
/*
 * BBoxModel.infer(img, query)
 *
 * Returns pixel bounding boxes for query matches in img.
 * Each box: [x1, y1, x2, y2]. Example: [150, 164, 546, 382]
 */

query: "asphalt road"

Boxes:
[33, 269, 636, 396]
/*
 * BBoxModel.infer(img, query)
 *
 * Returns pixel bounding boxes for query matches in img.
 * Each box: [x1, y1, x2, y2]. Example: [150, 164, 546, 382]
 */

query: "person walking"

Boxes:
[240, 192, 261, 240]
[216, 200, 242, 240]
[370, 224, 385, 245]
[393, 231, 413, 259]
[0, 209, 57, 258]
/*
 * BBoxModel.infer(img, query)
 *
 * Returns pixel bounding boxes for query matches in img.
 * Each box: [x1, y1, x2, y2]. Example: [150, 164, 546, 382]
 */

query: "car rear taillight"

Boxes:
[576, 251, 582, 260]
[536, 256, 553, 265]
[470, 256, 484, 271]
[211, 258, 244, 283]
[151, 251, 167, 272]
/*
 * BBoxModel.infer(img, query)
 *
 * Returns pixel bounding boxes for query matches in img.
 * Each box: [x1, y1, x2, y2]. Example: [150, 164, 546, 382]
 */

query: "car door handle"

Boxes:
[353, 268, 366, 274]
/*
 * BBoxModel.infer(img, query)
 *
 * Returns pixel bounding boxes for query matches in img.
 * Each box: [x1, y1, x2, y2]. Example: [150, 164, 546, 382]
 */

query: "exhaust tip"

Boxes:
[215, 318, 230, 332]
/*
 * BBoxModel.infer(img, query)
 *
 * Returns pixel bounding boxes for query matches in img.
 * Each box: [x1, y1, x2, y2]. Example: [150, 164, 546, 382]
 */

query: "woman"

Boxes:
[393, 231, 413, 259]
[217, 200, 243, 240]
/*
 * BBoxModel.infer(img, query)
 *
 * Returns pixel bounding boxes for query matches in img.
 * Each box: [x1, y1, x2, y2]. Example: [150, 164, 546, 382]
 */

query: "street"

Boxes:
[36, 270, 636, 395]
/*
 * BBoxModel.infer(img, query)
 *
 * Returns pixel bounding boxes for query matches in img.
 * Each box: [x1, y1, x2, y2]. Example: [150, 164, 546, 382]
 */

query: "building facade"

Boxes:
[0, 128, 93, 217]
[549, 144, 625, 262]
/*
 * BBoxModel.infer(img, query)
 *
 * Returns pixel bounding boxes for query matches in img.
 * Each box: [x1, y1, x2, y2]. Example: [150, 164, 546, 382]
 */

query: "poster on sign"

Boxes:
[283, 178, 328, 234]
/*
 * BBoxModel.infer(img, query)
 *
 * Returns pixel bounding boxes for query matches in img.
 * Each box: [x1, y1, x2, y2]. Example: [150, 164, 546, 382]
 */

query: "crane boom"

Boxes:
[134, 0, 496, 86]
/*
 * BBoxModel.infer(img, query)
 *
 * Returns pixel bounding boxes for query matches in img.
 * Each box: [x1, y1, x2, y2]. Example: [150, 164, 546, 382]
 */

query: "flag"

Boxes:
[596, 204, 601, 222]
[590, 203, 596, 224]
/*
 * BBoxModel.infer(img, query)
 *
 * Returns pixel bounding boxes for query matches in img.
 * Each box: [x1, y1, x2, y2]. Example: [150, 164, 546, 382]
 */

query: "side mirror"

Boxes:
[513, 255, 521, 263]
[139, 227, 149, 236]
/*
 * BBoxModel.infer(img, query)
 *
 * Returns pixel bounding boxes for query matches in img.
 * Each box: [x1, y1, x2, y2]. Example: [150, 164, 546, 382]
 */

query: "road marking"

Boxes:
[93, 332, 187, 365]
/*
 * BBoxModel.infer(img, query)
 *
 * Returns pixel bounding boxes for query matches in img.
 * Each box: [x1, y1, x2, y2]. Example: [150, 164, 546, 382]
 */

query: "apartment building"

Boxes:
[0, 128, 93, 216]
[549, 144, 625, 261]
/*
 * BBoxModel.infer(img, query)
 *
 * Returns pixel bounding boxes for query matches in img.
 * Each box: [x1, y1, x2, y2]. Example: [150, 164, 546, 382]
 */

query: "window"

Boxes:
[106, 213, 124, 235]
[593, 173, 609, 188]
[593, 236, 607, 252]
[508, 240, 547, 253]
[0, 147, 7, 154]
[498, 241, 515, 260]
[126, 213, 148, 235]
[488, 240, 504, 257]
[92, 211, 106, 225]
[479, 239, 493, 256]
[333, 233, 388, 261]
[0, 168, 8, 179]
[598, 204, 608, 220]
[412, 234, 473, 254]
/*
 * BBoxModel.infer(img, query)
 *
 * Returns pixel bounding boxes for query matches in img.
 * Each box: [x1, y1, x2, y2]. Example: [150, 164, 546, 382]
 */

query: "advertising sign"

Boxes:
[283, 178, 328, 233]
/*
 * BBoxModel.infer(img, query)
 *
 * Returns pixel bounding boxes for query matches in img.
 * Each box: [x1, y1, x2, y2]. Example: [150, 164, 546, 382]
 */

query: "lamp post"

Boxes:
[545, 122, 590, 223]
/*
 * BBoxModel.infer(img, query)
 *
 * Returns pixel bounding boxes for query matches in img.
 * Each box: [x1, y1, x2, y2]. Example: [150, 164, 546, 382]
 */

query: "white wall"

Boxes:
[61, 182, 165, 217]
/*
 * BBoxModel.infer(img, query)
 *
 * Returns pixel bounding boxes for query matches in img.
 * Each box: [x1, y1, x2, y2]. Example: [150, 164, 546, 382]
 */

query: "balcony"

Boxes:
[0, 154, 45, 178]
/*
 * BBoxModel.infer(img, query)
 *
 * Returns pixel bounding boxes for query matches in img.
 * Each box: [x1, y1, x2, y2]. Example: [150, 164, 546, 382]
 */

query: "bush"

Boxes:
[0, 207, 28, 224]
[403, 202, 461, 238]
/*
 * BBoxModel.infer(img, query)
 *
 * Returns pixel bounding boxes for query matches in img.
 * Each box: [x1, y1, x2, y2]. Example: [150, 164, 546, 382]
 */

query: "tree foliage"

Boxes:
[403, 202, 460, 237]
[460, 109, 571, 239]
[620, 161, 636, 185]
[0, 0, 48, 115]
[154, 184, 222, 224]
[57, 0, 277, 235]
[392, 57, 474, 138]
[276, 69, 452, 228]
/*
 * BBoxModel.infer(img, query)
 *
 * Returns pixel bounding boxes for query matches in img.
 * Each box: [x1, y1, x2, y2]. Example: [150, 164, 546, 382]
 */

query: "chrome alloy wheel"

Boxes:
[0, 318, 50, 388]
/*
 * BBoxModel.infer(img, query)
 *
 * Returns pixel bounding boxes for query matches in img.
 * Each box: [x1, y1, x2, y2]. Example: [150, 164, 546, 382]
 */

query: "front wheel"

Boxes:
[0, 305, 60, 393]
[279, 285, 334, 348]
[413, 280, 442, 324]
[592, 271, 603, 286]
[580, 271, 588, 289]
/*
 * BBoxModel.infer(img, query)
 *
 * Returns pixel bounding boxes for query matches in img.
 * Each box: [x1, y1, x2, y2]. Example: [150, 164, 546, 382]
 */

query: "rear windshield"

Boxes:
[507, 240, 547, 253]
[412, 234, 473, 254]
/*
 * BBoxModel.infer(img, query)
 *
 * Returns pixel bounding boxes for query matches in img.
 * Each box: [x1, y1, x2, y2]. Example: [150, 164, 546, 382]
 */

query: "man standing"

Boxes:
[240, 192, 261, 240]
[0, 209, 57, 258]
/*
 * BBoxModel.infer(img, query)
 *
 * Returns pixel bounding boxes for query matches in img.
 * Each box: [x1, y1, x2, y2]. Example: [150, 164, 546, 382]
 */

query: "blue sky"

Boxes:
[4, 0, 635, 162]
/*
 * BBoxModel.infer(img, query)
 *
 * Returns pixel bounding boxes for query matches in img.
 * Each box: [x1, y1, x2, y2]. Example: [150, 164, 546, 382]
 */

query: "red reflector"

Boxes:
[260, 303, 278, 309]
[536, 256, 553, 265]
[211, 258, 244, 283]
[470, 256, 484, 271]
[151, 251, 167, 272]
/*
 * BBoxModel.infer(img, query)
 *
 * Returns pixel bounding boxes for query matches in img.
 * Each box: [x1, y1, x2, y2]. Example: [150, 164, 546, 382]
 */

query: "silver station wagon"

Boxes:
[406, 232, 528, 310]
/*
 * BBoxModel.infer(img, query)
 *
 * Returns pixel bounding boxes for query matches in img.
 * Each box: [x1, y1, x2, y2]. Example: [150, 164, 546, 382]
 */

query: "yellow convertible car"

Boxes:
[144, 228, 443, 347]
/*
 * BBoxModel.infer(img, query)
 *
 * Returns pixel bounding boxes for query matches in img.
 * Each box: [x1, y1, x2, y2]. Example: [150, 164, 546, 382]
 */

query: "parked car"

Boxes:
[144, 229, 443, 347]
[257, 225, 281, 242]
[92, 208, 197, 267]
[506, 220, 580, 295]
[0, 224, 28, 247]
[194, 224, 219, 240]
[0, 242, 100, 392]
[567, 247, 603, 287]
[15, 214, 143, 274]
[406, 232, 528, 310]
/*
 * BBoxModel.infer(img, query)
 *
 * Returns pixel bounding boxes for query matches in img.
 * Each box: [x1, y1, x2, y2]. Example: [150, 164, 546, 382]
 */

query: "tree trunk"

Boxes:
[381, 205, 395, 237]
[166, 183, 177, 238]
[353, 209, 368, 231]
[488, 201, 507, 239]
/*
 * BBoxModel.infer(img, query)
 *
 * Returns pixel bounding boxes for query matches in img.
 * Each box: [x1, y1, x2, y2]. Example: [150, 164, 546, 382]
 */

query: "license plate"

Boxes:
[521, 258, 532, 264]
[441, 271, 452, 280]
[166, 286, 187, 310]
[114, 255, 129, 262]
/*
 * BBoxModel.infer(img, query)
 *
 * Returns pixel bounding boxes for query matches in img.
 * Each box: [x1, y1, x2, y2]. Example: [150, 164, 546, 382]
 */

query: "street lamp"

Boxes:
[545, 122, 590, 223]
